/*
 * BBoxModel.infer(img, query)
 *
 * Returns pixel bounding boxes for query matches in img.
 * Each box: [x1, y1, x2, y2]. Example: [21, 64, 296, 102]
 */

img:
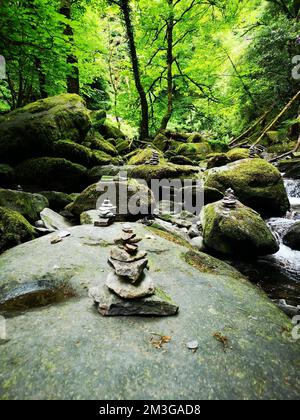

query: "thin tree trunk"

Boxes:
[295, 135, 300, 152]
[159, 0, 174, 132]
[35, 57, 47, 98]
[254, 90, 300, 145]
[120, 0, 149, 140]
[60, 0, 80, 94]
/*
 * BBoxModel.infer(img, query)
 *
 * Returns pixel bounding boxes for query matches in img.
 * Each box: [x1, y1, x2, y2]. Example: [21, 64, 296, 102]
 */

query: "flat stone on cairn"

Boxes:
[94, 198, 116, 227]
[89, 224, 179, 316]
[222, 188, 237, 210]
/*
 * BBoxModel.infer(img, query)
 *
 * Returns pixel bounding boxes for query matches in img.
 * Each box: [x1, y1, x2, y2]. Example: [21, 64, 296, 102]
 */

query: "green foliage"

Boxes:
[0, 0, 299, 141]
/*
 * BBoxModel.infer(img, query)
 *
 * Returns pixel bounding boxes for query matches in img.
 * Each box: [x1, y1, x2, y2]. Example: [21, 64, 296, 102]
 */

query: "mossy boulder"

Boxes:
[170, 141, 212, 160]
[207, 149, 250, 170]
[0, 164, 14, 187]
[226, 148, 250, 161]
[114, 138, 132, 154]
[90, 109, 107, 130]
[98, 120, 125, 140]
[278, 157, 300, 179]
[169, 155, 197, 166]
[83, 130, 118, 156]
[15, 158, 88, 193]
[128, 148, 164, 165]
[207, 153, 230, 169]
[0, 188, 48, 222]
[283, 222, 300, 251]
[128, 163, 200, 184]
[0, 94, 91, 164]
[67, 179, 155, 220]
[53, 141, 93, 167]
[204, 158, 290, 216]
[201, 200, 279, 257]
[39, 191, 73, 212]
[0, 207, 35, 253]
[88, 165, 134, 184]
[153, 133, 170, 151]
[187, 133, 203, 143]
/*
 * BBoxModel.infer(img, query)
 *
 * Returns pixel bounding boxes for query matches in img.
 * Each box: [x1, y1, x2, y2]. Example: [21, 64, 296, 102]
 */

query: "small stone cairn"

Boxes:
[222, 188, 237, 210]
[89, 224, 179, 316]
[94, 198, 116, 227]
[145, 146, 160, 166]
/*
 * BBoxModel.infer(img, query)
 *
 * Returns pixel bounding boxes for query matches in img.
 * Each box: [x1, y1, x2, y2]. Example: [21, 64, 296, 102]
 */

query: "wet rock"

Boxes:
[201, 199, 279, 257]
[283, 222, 300, 251]
[0, 207, 36, 253]
[204, 158, 290, 216]
[39, 191, 73, 212]
[40, 208, 73, 231]
[0, 188, 48, 222]
[90, 285, 178, 316]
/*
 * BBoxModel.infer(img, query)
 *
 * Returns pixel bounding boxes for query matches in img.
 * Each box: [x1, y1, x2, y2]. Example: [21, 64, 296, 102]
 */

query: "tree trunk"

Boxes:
[60, 0, 80, 94]
[159, 0, 174, 132]
[294, 136, 300, 152]
[120, 0, 149, 140]
[35, 58, 47, 98]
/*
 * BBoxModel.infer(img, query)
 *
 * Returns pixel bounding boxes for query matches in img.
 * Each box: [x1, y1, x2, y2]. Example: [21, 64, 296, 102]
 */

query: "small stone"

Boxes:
[108, 257, 148, 283]
[187, 340, 199, 350]
[89, 286, 179, 316]
[110, 247, 147, 262]
[94, 218, 114, 227]
[106, 272, 155, 299]
[51, 236, 62, 244]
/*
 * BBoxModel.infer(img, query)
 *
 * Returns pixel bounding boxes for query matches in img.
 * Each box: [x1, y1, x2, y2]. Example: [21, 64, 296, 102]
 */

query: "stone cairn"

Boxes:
[89, 224, 179, 316]
[94, 198, 116, 227]
[222, 188, 237, 210]
[145, 146, 160, 166]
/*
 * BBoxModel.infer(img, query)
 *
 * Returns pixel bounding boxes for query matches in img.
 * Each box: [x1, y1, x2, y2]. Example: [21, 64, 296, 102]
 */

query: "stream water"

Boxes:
[231, 178, 300, 314]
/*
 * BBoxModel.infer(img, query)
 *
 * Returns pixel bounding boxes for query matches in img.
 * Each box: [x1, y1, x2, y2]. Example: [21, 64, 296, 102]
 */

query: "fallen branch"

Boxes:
[229, 107, 274, 147]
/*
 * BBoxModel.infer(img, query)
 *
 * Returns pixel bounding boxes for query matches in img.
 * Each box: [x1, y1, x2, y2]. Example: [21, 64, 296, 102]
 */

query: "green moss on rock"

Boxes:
[83, 130, 118, 156]
[153, 133, 170, 151]
[98, 120, 125, 140]
[128, 148, 164, 165]
[170, 141, 212, 160]
[226, 148, 250, 161]
[91, 109, 107, 130]
[0, 188, 48, 222]
[0, 94, 91, 164]
[0, 164, 14, 187]
[15, 158, 88, 193]
[201, 200, 279, 257]
[187, 133, 203, 143]
[204, 158, 290, 216]
[67, 179, 155, 219]
[39, 191, 73, 212]
[53, 141, 93, 167]
[129, 163, 200, 184]
[0, 207, 35, 253]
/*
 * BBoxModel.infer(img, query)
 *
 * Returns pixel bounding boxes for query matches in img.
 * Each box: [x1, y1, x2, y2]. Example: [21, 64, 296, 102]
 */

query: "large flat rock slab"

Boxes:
[0, 224, 299, 399]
